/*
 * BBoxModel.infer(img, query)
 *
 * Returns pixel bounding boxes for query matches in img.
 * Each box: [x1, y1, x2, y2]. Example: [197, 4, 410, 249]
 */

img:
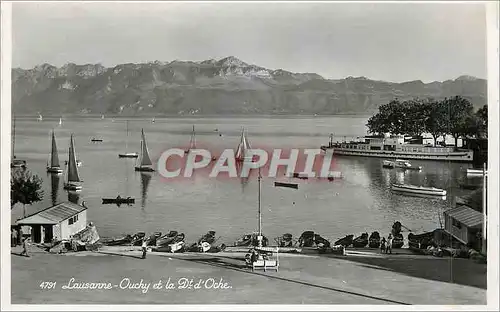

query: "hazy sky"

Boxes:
[12, 2, 487, 82]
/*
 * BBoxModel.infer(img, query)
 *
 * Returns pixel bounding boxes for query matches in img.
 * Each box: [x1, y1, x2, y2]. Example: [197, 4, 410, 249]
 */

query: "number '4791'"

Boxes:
[39, 281, 57, 289]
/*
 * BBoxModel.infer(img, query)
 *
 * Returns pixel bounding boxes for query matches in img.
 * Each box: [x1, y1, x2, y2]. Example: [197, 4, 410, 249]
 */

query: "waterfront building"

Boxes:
[15, 202, 88, 243]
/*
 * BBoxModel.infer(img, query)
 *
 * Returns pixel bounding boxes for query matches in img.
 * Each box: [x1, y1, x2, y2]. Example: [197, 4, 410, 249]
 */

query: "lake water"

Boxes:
[11, 116, 478, 245]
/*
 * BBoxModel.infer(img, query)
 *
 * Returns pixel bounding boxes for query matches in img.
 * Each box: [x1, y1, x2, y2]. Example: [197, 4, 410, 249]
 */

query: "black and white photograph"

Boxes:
[1, 1, 498, 309]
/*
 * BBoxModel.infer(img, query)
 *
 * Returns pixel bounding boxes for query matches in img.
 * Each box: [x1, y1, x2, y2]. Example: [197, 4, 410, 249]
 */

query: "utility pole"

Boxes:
[257, 167, 262, 247]
[482, 162, 487, 254]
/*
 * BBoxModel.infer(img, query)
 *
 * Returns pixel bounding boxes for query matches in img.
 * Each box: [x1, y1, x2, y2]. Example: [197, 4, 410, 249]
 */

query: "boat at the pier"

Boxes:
[46, 130, 63, 174]
[466, 168, 487, 176]
[321, 134, 474, 162]
[297, 231, 331, 249]
[408, 231, 435, 250]
[100, 234, 133, 246]
[334, 234, 354, 247]
[233, 233, 269, 247]
[352, 233, 369, 248]
[135, 129, 155, 172]
[118, 120, 138, 158]
[101, 196, 135, 206]
[145, 232, 162, 246]
[187, 231, 219, 252]
[391, 183, 447, 196]
[275, 233, 294, 247]
[131, 232, 146, 245]
[382, 159, 422, 170]
[63, 134, 83, 191]
[156, 231, 185, 247]
[368, 231, 381, 248]
[391, 222, 405, 248]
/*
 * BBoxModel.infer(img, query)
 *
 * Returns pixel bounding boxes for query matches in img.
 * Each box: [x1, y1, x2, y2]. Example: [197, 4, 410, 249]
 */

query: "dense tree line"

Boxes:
[366, 96, 488, 147]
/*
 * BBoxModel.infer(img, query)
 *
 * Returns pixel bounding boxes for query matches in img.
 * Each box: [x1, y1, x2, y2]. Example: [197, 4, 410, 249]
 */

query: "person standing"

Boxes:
[387, 234, 393, 254]
[21, 237, 30, 257]
[141, 238, 147, 259]
[11, 229, 18, 247]
[380, 237, 386, 254]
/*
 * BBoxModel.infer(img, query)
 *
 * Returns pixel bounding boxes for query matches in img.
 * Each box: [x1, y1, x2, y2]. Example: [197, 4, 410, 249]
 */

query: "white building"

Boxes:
[15, 202, 88, 243]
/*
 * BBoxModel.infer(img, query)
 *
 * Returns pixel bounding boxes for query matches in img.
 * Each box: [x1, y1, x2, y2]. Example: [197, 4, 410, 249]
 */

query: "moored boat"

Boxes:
[391, 183, 446, 196]
[383, 159, 422, 170]
[368, 231, 381, 248]
[135, 129, 155, 172]
[334, 234, 354, 247]
[466, 168, 487, 176]
[46, 130, 63, 174]
[275, 233, 294, 247]
[100, 234, 133, 246]
[352, 233, 369, 248]
[157, 231, 185, 247]
[321, 135, 474, 162]
[63, 134, 83, 191]
[233, 233, 269, 247]
[391, 221, 405, 248]
[131, 232, 146, 245]
[118, 120, 138, 158]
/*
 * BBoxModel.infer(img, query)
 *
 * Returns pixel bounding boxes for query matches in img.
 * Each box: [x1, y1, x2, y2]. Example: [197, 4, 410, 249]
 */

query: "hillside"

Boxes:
[12, 56, 487, 116]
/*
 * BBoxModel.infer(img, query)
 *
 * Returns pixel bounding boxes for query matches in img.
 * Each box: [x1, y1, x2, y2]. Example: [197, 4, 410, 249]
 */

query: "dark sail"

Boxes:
[139, 129, 153, 166]
[67, 134, 81, 182]
[50, 130, 60, 167]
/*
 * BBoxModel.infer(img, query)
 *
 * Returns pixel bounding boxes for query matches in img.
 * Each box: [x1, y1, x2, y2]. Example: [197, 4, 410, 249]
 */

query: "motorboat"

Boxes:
[383, 159, 422, 171]
[352, 233, 369, 248]
[391, 183, 446, 196]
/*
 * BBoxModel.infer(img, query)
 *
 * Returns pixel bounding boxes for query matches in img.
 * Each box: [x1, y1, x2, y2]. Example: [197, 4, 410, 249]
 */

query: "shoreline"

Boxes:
[11, 245, 487, 305]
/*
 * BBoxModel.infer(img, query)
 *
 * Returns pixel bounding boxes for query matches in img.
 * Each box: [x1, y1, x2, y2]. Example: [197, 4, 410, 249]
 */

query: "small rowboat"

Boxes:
[391, 183, 446, 196]
[102, 196, 135, 205]
[91, 138, 103, 142]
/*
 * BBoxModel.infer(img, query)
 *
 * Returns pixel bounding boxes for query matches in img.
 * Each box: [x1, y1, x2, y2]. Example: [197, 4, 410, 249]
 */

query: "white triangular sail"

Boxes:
[59, 117, 62, 126]
[189, 125, 196, 150]
[50, 130, 60, 167]
[139, 129, 153, 166]
[236, 128, 251, 161]
[67, 135, 81, 182]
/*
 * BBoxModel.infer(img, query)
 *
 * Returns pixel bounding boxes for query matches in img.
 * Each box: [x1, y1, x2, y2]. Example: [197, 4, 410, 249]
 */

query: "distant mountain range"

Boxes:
[12, 56, 487, 116]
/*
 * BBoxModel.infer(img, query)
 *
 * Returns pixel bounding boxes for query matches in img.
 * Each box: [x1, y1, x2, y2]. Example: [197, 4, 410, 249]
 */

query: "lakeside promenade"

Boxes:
[11, 246, 486, 305]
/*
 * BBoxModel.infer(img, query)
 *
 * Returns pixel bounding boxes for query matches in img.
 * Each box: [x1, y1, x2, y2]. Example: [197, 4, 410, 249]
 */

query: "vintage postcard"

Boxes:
[1, 1, 498, 310]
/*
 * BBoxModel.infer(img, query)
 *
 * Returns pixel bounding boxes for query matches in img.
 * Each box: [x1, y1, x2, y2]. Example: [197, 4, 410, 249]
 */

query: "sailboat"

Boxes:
[101, 115, 105, 120]
[63, 134, 83, 191]
[235, 128, 252, 162]
[37, 114, 43, 122]
[185, 125, 196, 154]
[11, 117, 27, 168]
[152, 117, 155, 123]
[135, 129, 155, 172]
[118, 120, 138, 158]
[59, 117, 63, 126]
[46, 130, 63, 173]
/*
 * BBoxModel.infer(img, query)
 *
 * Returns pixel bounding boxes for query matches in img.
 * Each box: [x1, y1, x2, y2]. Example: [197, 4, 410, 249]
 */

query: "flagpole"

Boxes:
[482, 162, 487, 254]
[258, 167, 262, 247]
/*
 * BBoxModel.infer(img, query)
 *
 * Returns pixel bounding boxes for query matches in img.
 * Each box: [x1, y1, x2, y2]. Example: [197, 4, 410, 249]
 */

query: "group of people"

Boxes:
[380, 234, 393, 254]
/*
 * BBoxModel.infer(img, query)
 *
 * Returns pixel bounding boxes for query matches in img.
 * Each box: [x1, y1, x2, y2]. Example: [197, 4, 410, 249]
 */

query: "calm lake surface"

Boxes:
[11, 116, 478, 244]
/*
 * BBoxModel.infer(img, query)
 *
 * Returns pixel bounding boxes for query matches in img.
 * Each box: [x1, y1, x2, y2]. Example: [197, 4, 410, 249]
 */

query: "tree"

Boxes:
[476, 105, 488, 138]
[367, 99, 404, 135]
[11, 169, 44, 218]
[424, 99, 448, 146]
[402, 99, 428, 137]
[441, 96, 474, 147]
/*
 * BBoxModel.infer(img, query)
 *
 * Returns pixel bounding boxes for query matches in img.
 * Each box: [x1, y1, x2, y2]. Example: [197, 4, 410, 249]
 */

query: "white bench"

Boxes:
[250, 259, 279, 272]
